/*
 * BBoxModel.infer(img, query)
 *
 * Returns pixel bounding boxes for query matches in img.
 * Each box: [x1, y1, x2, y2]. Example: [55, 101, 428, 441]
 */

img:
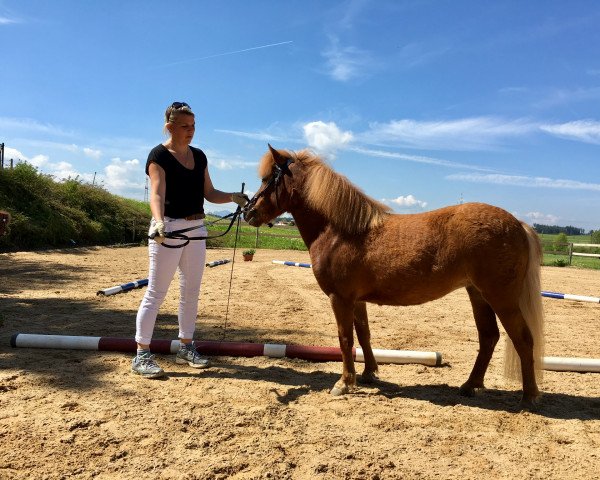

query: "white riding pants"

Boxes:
[135, 217, 207, 345]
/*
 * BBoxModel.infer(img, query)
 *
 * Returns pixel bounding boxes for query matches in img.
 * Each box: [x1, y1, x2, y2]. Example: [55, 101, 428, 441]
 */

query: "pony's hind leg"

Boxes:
[495, 307, 540, 409]
[460, 286, 500, 397]
[353, 301, 379, 383]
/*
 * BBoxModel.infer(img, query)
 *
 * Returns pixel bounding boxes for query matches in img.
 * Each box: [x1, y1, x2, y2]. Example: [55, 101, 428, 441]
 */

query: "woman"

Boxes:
[132, 102, 248, 378]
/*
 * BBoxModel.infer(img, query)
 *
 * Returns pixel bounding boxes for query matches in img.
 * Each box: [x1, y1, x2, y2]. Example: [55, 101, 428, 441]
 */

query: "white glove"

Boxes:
[149, 220, 166, 244]
[231, 192, 250, 207]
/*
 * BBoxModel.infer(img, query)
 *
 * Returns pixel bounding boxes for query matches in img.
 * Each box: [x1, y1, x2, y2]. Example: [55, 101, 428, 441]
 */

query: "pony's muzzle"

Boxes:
[243, 208, 261, 227]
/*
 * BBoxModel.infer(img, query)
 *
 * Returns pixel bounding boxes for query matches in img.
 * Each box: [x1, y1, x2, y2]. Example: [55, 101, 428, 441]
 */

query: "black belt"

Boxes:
[183, 213, 205, 220]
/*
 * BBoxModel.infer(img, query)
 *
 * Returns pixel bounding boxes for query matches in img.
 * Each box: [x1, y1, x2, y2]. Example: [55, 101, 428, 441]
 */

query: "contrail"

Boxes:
[158, 41, 293, 68]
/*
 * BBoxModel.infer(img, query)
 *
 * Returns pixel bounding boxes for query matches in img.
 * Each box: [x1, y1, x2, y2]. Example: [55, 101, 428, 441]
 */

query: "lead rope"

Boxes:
[221, 183, 245, 343]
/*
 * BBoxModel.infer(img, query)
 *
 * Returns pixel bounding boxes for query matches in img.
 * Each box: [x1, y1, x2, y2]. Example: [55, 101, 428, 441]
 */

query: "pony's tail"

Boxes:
[504, 222, 545, 382]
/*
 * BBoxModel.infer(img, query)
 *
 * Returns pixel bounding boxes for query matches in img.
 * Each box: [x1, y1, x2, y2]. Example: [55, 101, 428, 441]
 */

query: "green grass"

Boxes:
[543, 253, 600, 269]
[539, 233, 592, 243]
[205, 216, 306, 251]
[539, 233, 600, 269]
[543, 253, 600, 270]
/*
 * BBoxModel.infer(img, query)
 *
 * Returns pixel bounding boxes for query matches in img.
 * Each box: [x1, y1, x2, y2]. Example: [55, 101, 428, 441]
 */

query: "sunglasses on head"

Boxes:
[171, 102, 190, 109]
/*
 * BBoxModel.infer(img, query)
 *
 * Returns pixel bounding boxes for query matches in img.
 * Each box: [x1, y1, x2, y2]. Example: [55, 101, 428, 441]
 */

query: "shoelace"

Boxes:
[186, 349, 201, 361]
[138, 354, 159, 366]
[181, 347, 206, 363]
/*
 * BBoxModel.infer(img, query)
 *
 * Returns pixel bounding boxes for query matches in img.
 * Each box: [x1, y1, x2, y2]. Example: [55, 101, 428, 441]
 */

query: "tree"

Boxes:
[591, 230, 600, 245]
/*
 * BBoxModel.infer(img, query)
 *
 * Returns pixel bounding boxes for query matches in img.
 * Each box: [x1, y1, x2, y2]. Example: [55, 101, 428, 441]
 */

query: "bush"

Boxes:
[553, 232, 569, 254]
[0, 161, 151, 251]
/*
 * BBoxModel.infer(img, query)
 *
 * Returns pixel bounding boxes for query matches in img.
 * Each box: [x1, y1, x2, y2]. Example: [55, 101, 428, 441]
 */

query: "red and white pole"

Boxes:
[10, 333, 442, 366]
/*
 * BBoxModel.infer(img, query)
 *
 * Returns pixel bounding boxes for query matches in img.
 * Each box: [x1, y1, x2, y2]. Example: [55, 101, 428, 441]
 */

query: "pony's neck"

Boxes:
[289, 202, 330, 250]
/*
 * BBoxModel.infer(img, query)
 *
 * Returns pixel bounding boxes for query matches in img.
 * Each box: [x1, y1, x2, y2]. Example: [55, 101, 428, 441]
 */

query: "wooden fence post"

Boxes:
[568, 242, 573, 265]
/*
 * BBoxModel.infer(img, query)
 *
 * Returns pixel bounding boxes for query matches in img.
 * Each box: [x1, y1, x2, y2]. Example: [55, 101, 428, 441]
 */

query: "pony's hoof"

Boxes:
[359, 371, 379, 384]
[519, 394, 541, 412]
[330, 383, 349, 396]
[459, 382, 483, 397]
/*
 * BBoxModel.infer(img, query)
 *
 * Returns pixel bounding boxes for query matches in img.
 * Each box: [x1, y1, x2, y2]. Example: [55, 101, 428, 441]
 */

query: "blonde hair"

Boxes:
[163, 102, 194, 134]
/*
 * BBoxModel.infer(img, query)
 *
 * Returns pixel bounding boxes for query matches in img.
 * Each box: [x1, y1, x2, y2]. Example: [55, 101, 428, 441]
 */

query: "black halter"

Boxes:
[244, 158, 293, 214]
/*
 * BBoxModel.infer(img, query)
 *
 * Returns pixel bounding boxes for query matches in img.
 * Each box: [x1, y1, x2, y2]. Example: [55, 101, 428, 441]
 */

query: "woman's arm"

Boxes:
[148, 162, 166, 220]
[203, 166, 237, 204]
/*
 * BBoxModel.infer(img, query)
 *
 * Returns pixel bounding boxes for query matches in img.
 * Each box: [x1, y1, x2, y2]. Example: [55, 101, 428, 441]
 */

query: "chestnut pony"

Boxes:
[244, 145, 545, 409]
[0, 210, 10, 236]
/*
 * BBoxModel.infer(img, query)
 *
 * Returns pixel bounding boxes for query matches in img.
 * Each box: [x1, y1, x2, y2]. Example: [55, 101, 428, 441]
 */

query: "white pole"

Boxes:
[356, 348, 441, 367]
[12, 334, 101, 350]
[542, 356, 600, 373]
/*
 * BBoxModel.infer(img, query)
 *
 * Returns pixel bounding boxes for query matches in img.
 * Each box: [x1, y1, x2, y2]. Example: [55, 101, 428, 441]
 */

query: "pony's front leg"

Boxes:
[353, 301, 379, 383]
[329, 294, 357, 396]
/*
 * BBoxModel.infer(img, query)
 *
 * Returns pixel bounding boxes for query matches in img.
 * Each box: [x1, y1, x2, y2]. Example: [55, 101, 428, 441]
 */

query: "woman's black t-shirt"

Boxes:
[145, 144, 207, 218]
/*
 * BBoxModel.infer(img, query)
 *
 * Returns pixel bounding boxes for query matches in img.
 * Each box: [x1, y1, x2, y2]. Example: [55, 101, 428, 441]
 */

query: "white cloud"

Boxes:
[103, 158, 144, 194]
[0, 16, 19, 25]
[534, 86, 600, 108]
[521, 211, 559, 225]
[202, 149, 258, 170]
[208, 158, 257, 170]
[397, 42, 450, 69]
[51, 161, 87, 181]
[2, 147, 27, 163]
[303, 121, 353, 158]
[362, 117, 536, 151]
[214, 129, 280, 142]
[384, 194, 428, 209]
[348, 145, 495, 172]
[322, 36, 372, 82]
[219, 115, 600, 153]
[539, 120, 600, 145]
[6, 140, 102, 163]
[6, 149, 143, 197]
[156, 41, 293, 68]
[17, 152, 92, 183]
[28, 154, 50, 168]
[2, 149, 84, 181]
[210, 159, 234, 170]
[83, 147, 102, 159]
[446, 173, 600, 191]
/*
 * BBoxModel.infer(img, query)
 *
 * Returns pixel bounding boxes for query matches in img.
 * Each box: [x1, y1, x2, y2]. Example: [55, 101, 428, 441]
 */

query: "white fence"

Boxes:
[571, 243, 600, 260]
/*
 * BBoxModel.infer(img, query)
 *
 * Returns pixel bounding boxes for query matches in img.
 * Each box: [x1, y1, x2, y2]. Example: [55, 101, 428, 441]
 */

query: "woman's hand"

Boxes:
[149, 220, 166, 243]
[231, 192, 250, 207]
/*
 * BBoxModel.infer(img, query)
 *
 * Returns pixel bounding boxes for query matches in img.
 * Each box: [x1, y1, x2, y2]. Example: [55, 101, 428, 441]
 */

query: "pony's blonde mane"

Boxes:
[259, 149, 391, 235]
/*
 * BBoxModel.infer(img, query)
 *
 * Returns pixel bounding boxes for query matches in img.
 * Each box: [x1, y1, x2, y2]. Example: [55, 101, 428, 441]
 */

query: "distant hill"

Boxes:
[207, 209, 234, 218]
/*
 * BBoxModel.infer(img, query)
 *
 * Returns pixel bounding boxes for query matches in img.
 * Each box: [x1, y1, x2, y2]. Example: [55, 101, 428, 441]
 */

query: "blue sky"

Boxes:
[1, 1, 600, 230]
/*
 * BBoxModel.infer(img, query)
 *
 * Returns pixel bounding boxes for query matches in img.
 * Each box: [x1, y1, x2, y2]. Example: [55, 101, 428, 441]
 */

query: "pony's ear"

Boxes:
[268, 144, 286, 165]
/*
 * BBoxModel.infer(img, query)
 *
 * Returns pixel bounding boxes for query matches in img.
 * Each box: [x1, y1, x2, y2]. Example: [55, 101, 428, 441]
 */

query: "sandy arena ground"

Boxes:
[0, 246, 599, 479]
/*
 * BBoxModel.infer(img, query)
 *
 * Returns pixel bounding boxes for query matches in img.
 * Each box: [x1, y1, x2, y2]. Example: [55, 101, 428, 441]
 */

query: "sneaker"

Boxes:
[131, 352, 165, 378]
[176, 343, 210, 369]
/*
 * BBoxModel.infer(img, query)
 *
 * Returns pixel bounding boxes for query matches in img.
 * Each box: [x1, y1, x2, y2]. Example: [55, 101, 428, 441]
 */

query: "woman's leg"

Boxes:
[177, 224, 207, 341]
[135, 236, 182, 346]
